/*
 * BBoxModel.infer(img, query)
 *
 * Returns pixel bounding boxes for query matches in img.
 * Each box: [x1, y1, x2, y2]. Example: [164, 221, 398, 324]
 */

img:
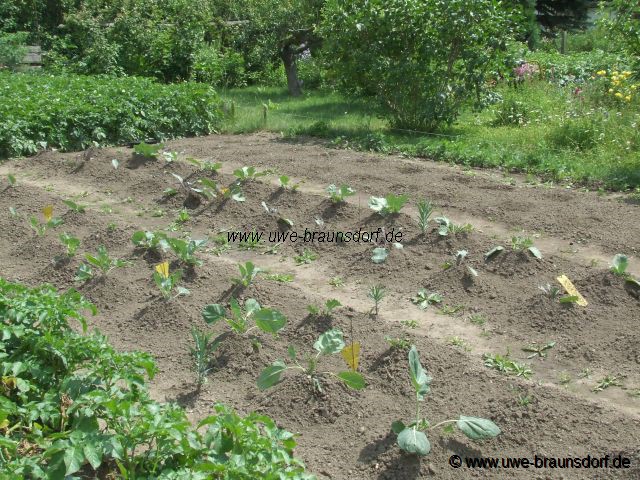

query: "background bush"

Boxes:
[0, 72, 224, 158]
[0, 31, 27, 70]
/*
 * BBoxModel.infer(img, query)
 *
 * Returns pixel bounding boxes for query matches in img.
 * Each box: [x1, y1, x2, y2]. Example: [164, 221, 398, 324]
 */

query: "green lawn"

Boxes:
[220, 84, 640, 191]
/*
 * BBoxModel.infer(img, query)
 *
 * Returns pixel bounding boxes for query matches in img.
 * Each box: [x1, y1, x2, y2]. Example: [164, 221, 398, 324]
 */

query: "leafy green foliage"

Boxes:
[294, 249, 318, 265]
[368, 194, 409, 216]
[62, 199, 86, 213]
[233, 261, 261, 287]
[412, 289, 442, 310]
[0, 72, 223, 159]
[511, 236, 542, 259]
[393, 346, 500, 456]
[202, 297, 286, 337]
[258, 329, 365, 393]
[153, 266, 189, 301]
[322, 0, 519, 130]
[610, 254, 629, 276]
[133, 142, 163, 158]
[434, 216, 473, 237]
[483, 352, 533, 379]
[233, 166, 268, 182]
[307, 299, 342, 318]
[166, 237, 206, 266]
[0, 278, 310, 478]
[76, 245, 130, 282]
[131, 230, 168, 253]
[59, 233, 80, 257]
[326, 184, 356, 203]
[29, 212, 63, 237]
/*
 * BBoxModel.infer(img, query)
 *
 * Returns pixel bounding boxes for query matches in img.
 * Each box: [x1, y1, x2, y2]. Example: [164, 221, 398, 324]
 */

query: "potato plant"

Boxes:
[257, 329, 365, 393]
[392, 346, 500, 456]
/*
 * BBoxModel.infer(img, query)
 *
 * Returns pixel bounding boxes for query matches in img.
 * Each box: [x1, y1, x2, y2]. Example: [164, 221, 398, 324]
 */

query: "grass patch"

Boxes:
[220, 83, 640, 190]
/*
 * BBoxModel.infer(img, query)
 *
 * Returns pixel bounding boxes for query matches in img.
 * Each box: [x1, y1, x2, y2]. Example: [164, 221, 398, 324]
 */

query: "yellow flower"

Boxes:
[632, 85, 638, 90]
[625, 95, 632, 102]
[615, 92, 623, 98]
[612, 71, 619, 76]
[42, 205, 53, 222]
[155, 261, 169, 278]
[623, 71, 632, 77]
[608, 88, 614, 93]
[596, 70, 606, 76]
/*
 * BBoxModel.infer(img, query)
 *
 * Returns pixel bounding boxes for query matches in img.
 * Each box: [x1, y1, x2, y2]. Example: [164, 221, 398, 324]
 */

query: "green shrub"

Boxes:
[321, 0, 522, 131]
[493, 99, 530, 126]
[0, 277, 311, 478]
[0, 72, 224, 158]
[192, 45, 247, 87]
[0, 31, 27, 70]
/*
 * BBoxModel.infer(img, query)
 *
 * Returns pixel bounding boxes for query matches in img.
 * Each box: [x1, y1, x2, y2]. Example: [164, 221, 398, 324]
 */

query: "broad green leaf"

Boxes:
[457, 416, 501, 440]
[559, 295, 579, 304]
[337, 371, 366, 390]
[368, 196, 387, 212]
[397, 427, 430, 456]
[314, 329, 345, 355]
[64, 446, 85, 475]
[287, 344, 297, 361]
[391, 420, 406, 434]
[408, 346, 431, 399]
[528, 246, 542, 259]
[484, 245, 504, 260]
[257, 360, 286, 390]
[611, 254, 628, 275]
[202, 304, 226, 324]
[83, 442, 103, 470]
[244, 298, 261, 314]
[371, 247, 389, 264]
[254, 308, 286, 334]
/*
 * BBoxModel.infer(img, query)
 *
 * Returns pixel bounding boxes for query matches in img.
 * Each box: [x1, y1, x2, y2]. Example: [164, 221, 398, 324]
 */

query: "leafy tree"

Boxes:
[321, 0, 520, 131]
[535, 0, 597, 31]
[599, 0, 640, 71]
[222, 0, 325, 95]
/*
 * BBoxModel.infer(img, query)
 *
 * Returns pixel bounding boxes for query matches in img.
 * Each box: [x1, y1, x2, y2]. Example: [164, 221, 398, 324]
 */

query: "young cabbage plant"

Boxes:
[233, 166, 268, 183]
[307, 299, 342, 318]
[392, 346, 500, 456]
[412, 289, 442, 310]
[511, 236, 542, 259]
[166, 237, 206, 266]
[442, 250, 478, 279]
[257, 329, 365, 393]
[279, 175, 300, 191]
[63, 199, 86, 213]
[417, 199, 434, 235]
[261, 202, 294, 229]
[59, 233, 80, 257]
[610, 254, 629, 276]
[539, 283, 577, 303]
[369, 193, 409, 216]
[202, 297, 286, 337]
[131, 230, 168, 254]
[75, 245, 130, 282]
[153, 261, 190, 301]
[294, 249, 318, 265]
[434, 216, 473, 237]
[30, 205, 63, 236]
[368, 285, 386, 316]
[171, 173, 217, 202]
[327, 184, 356, 203]
[233, 261, 261, 287]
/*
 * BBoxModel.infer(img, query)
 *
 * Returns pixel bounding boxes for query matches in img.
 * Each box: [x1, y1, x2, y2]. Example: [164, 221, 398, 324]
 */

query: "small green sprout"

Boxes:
[327, 184, 356, 203]
[368, 284, 386, 316]
[417, 199, 434, 235]
[412, 289, 442, 310]
[593, 375, 623, 393]
[294, 249, 318, 265]
[610, 254, 629, 276]
[233, 261, 261, 287]
[307, 299, 342, 318]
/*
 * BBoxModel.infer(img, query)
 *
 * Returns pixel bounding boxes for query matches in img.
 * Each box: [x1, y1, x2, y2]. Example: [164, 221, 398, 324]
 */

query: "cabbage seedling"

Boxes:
[59, 233, 80, 257]
[610, 254, 628, 276]
[202, 297, 286, 336]
[30, 205, 63, 236]
[75, 245, 130, 282]
[153, 261, 189, 300]
[412, 289, 442, 310]
[483, 352, 532, 378]
[131, 230, 168, 253]
[511, 236, 542, 259]
[417, 199, 433, 235]
[257, 329, 365, 393]
[63, 200, 86, 213]
[368, 285, 385, 316]
[279, 175, 300, 191]
[166, 237, 206, 266]
[392, 346, 500, 456]
[522, 341, 555, 359]
[294, 249, 318, 265]
[233, 261, 261, 287]
[327, 184, 356, 203]
[233, 166, 268, 183]
[434, 216, 473, 236]
[369, 193, 409, 216]
[307, 299, 342, 318]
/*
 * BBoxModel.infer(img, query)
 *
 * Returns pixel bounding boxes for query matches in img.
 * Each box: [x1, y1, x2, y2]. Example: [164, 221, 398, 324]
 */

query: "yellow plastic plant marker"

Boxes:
[556, 275, 588, 306]
[42, 205, 54, 222]
[155, 261, 169, 279]
[341, 342, 361, 371]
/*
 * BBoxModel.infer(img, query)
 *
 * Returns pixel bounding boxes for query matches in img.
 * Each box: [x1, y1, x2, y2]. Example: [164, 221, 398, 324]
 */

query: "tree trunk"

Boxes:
[281, 45, 302, 97]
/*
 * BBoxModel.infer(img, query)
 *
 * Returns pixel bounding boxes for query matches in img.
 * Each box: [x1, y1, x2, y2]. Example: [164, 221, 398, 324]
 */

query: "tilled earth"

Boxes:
[1, 133, 639, 479]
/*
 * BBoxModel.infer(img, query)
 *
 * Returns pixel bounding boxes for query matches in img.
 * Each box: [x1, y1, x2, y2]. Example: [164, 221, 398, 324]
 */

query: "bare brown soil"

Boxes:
[1, 133, 639, 479]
